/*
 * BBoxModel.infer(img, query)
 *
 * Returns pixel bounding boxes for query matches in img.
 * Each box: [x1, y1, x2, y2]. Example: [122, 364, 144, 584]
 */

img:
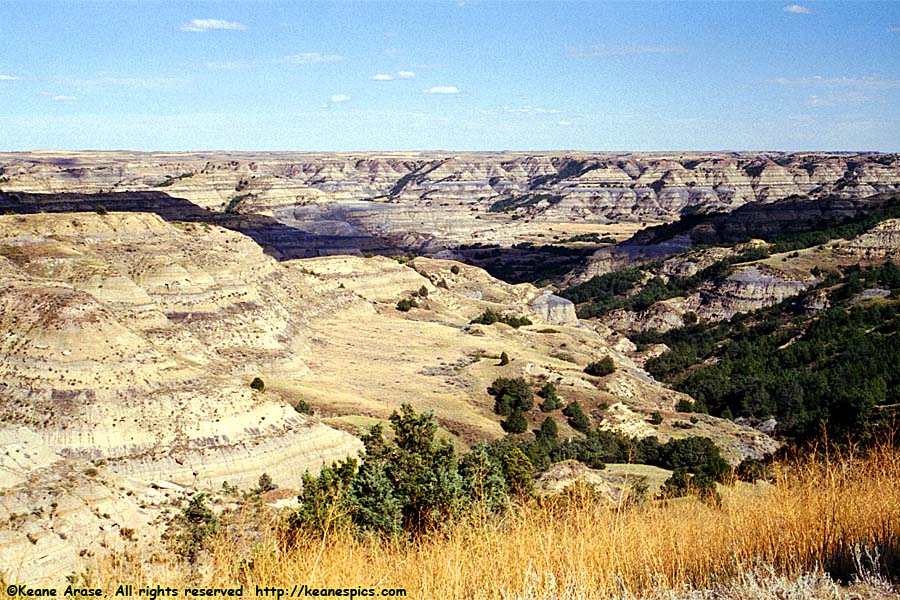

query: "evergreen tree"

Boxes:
[562, 401, 591, 433]
[503, 408, 529, 434]
[350, 460, 402, 535]
[495, 445, 534, 499]
[489, 377, 533, 414]
[537, 382, 561, 412]
[459, 443, 509, 513]
[386, 404, 465, 534]
[537, 416, 559, 445]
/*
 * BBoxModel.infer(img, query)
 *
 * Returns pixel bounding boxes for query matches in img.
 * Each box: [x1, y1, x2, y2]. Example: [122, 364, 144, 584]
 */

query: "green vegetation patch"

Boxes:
[770, 199, 900, 254]
[489, 193, 563, 213]
[633, 262, 900, 442]
[470, 309, 532, 328]
[224, 193, 254, 214]
[561, 259, 735, 319]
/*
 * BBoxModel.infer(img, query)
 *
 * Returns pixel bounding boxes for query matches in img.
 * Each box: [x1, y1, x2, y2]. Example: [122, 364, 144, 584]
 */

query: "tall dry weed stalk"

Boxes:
[94, 443, 900, 598]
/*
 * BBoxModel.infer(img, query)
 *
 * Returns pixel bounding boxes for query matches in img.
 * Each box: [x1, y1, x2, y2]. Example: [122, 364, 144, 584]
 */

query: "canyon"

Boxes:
[2, 150, 899, 582]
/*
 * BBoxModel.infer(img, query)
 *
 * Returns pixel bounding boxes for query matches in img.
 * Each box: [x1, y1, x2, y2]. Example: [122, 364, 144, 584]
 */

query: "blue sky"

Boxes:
[1, 1, 898, 151]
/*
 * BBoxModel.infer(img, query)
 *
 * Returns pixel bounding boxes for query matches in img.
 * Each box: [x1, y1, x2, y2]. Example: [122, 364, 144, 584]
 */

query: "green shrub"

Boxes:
[459, 443, 509, 513]
[487, 444, 534, 499]
[94, 204, 108, 216]
[419, 285, 429, 297]
[396, 298, 418, 312]
[502, 315, 533, 328]
[256, 473, 277, 493]
[537, 416, 559, 444]
[676, 399, 695, 412]
[376, 405, 464, 534]
[175, 493, 218, 563]
[488, 377, 533, 416]
[250, 377, 265, 392]
[350, 452, 403, 535]
[498, 351, 510, 366]
[450, 265, 461, 275]
[662, 437, 731, 482]
[502, 409, 529, 434]
[648, 411, 664, 425]
[289, 405, 467, 538]
[472, 309, 500, 325]
[661, 468, 721, 506]
[288, 458, 358, 535]
[735, 456, 773, 483]
[584, 357, 615, 377]
[470, 310, 532, 328]
[562, 401, 591, 433]
[537, 382, 561, 412]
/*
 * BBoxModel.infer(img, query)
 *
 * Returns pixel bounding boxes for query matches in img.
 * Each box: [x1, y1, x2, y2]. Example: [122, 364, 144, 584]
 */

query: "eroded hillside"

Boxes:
[3, 151, 899, 266]
[0, 210, 774, 581]
[5, 151, 900, 584]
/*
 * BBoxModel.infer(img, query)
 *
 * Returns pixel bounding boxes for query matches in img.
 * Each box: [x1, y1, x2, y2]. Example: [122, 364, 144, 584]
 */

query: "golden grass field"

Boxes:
[87, 443, 900, 599]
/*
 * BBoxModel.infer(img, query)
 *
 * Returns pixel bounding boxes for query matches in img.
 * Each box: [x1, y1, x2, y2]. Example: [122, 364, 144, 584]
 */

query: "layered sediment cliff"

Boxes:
[3, 152, 899, 256]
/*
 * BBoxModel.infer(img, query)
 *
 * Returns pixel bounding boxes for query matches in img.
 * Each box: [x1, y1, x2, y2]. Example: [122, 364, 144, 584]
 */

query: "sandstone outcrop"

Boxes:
[695, 266, 813, 321]
[571, 192, 900, 281]
[833, 218, 900, 259]
[531, 292, 578, 325]
[3, 152, 899, 259]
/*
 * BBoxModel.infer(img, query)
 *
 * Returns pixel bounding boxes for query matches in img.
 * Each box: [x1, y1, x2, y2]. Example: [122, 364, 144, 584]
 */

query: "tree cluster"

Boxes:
[637, 263, 900, 441]
[287, 404, 532, 538]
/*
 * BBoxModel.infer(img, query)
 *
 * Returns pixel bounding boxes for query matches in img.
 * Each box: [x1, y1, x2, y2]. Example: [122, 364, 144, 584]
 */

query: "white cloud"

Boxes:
[0, 75, 19, 81]
[207, 61, 253, 70]
[370, 71, 416, 81]
[330, 94, 351, 103]
[180, 18, 248, 32]
[889, 27, 900, 33]
[807, 91, 874, 107]
[569, 44, 686, 57]
[53, 95, 77, 102]
[558, 120, 573, 127]
[281, 53, 347, 64]
[504, 106, 561, 115]
[783, 5, 811, 14]
[67, 77, 186, 90]
[771, 75, 900, 90]
[424, 86, 459, 94]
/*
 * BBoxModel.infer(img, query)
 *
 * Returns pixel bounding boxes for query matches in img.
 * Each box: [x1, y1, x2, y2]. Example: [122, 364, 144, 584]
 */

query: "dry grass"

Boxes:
[93, 444, 900, 599]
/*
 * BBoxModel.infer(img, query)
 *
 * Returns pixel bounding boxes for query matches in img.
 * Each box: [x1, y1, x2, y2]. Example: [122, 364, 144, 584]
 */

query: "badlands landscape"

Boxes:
[2, 151, 900, 594]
